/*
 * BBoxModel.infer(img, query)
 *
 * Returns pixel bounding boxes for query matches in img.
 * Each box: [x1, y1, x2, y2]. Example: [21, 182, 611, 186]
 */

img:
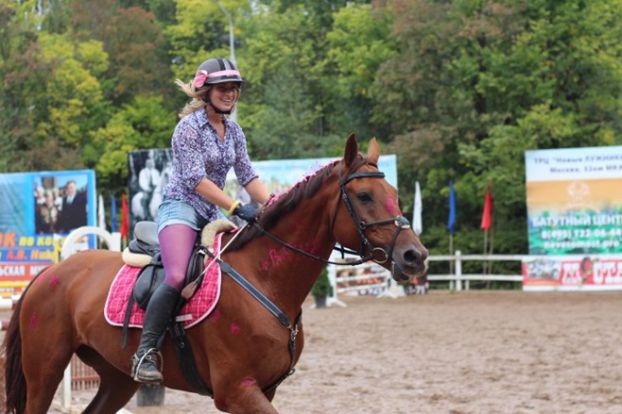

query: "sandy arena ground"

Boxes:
[5, 290, 622, 413]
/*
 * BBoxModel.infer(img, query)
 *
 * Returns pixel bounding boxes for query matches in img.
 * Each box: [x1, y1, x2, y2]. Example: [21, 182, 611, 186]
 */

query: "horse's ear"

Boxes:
[368, 137, 380, 164]
[344, 133, 358, 168]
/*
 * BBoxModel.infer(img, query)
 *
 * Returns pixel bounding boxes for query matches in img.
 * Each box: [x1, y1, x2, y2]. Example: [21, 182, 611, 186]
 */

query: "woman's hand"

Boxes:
[231, 203, 260, 222]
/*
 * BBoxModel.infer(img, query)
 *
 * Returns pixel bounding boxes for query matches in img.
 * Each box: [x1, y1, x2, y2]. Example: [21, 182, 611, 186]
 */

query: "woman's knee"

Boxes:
[163, 273, 185, 291]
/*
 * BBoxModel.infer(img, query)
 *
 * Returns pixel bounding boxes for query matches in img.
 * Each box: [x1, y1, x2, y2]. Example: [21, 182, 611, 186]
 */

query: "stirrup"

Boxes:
[131, 348, 163, 383]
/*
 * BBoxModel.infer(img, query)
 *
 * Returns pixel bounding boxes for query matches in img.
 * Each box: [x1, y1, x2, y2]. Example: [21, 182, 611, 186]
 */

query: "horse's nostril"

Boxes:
[403, 249, 419, 263]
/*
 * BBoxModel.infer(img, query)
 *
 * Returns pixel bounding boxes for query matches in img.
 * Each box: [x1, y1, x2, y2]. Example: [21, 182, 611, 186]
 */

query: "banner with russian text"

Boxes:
[0, 170, 96, 291]
[524, 146, 622, 291]
[525, 146, 622, 255]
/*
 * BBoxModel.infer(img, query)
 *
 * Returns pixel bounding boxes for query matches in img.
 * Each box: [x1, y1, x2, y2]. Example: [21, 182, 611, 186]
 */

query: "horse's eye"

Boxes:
[356, 192, 373, 203]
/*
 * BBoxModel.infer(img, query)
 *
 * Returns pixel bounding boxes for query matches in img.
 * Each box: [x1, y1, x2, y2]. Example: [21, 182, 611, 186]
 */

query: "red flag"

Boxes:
[120, 192, 130, 241]
[480, 186, 493, 230]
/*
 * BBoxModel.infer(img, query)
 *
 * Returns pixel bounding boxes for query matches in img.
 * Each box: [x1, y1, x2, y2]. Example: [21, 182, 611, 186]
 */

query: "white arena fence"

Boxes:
[427, 250, 524, 291]
[324, 250, 526, 306]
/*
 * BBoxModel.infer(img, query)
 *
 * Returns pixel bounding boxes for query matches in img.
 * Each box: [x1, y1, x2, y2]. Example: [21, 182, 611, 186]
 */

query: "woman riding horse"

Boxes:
[131, 57, 270, 383]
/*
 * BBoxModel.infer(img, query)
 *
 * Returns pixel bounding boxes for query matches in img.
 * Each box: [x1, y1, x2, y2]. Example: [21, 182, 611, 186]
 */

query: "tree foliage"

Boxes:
[1, 0, 622, 257]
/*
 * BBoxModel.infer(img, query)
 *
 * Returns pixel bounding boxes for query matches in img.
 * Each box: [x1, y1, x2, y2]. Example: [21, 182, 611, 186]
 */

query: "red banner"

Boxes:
[0, 263, 50, 282]
[523, 255, 622, 291]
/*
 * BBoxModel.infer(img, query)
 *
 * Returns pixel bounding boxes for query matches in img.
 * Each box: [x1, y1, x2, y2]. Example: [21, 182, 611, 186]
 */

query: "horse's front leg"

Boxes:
[214, 384, 279, 414]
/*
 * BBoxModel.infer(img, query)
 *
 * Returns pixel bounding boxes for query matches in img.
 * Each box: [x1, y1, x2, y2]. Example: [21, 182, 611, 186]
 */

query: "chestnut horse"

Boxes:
[3, 135, 427, 414]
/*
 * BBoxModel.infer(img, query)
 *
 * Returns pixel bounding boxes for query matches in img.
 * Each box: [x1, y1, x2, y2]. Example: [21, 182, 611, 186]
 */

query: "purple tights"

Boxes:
[158, 224, 198, 291]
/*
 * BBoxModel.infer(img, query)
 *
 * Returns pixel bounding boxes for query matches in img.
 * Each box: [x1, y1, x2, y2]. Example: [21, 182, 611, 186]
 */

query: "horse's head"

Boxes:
[331, 134, 428, 282]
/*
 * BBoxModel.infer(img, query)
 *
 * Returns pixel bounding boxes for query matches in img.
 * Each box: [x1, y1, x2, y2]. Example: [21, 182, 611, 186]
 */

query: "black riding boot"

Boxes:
[131, 283, 180, 383]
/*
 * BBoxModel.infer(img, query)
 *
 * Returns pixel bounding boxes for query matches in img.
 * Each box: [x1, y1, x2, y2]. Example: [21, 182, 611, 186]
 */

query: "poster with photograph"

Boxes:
[0, 170, 96, 284]
[128, 149, 173, 230]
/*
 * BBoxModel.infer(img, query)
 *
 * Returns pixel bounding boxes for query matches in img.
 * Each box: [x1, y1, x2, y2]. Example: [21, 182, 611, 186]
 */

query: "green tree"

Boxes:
[91, 95, 174, 191]
[238, 3, 340, 159]
[323, 3, 396, 140]
[30, 33, 109, 169]
[374, 0, 622, 257]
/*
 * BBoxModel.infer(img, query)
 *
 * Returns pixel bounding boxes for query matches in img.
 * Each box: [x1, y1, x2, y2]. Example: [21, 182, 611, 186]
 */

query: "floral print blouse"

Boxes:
[163, 109, 258, 221]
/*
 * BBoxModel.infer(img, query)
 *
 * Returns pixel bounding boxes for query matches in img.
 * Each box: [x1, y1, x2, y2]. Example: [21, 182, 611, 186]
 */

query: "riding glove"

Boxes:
[233, 203, 260, 222]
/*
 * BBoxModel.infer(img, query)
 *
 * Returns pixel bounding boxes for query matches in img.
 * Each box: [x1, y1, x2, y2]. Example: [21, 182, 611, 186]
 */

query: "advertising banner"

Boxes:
[225, 155, 398, 205]
[0, 170, 96, 289]
[524, 145, 622, 291]
[128, 149, 398, 229]
[522, 255, 622, 291]
[525, 146, 622, 255]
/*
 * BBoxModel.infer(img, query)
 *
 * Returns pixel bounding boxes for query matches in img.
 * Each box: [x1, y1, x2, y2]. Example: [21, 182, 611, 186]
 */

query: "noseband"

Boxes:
[254, 163, 411, 267]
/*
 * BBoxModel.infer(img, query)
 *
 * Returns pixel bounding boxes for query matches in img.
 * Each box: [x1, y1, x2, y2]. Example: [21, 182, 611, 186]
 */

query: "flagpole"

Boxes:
[488, 226, 495, 275]
[480, 185, 493, 280]
[447, 180, 456, 276]
[449, 234, 454, 275]
[482, 229, 488, 275]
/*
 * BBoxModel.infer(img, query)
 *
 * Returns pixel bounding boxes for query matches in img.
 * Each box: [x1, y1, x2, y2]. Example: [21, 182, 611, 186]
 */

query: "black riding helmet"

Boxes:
[192, 57, 244, 88]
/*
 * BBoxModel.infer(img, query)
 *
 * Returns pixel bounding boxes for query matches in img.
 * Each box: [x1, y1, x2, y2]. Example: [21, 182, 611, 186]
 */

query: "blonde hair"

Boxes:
[175, 79, 210, 118]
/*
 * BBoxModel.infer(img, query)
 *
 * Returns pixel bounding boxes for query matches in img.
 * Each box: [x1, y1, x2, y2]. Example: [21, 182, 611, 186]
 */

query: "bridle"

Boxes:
[253, 162, 412, 267]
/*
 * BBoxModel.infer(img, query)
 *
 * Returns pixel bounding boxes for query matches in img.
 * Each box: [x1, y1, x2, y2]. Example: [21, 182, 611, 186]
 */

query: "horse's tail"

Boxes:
[3, 294, 26, 413]
[2, 268, 47, 413]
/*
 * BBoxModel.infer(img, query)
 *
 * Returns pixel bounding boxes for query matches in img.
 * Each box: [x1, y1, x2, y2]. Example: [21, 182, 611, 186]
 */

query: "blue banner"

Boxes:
[0, 170, 96, 281]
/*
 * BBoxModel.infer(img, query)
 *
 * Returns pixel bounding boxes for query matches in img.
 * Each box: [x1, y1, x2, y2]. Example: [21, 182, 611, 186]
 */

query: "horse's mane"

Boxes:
[229, 154, 370, 250]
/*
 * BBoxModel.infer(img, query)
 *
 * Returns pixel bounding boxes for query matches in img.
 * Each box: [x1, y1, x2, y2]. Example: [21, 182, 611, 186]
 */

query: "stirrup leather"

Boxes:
[131, 348, 163, 381]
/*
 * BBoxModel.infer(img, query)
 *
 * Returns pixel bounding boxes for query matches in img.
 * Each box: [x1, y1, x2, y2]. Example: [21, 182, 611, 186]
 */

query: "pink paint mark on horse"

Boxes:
[260, 248, 288, 271]
[240, 376, 256, 387]
[36, 267, 54, 283]
[385, 197, 401, 215]
[260, 239, 323, 271]
[49, 275, 60, 288]
[29, 313, 38, 330]
[229, 323, 241, 336]
[209, 309, 221, 322]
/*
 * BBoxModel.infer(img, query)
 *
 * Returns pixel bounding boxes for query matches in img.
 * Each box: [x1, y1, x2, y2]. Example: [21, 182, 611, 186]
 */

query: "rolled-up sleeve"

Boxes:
[233, 128, 258, 186]
[172, 122, 206, 190]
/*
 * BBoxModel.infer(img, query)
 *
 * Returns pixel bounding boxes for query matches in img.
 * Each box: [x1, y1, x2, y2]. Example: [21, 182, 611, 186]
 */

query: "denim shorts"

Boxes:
[157, 198, 209, 234]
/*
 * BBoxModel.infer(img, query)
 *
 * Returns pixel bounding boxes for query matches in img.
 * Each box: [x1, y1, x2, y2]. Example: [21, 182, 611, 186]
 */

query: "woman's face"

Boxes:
[208, 82, 240, 113]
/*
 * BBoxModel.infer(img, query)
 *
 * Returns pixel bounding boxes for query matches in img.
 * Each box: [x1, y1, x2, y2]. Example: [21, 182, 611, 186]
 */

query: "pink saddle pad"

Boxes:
[104, 233, 223, 329]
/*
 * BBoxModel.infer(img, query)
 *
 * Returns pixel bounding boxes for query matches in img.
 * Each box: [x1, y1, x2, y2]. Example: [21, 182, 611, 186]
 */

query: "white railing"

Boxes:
[427, 250, 524, 291]
[324, 250, 527, 306]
